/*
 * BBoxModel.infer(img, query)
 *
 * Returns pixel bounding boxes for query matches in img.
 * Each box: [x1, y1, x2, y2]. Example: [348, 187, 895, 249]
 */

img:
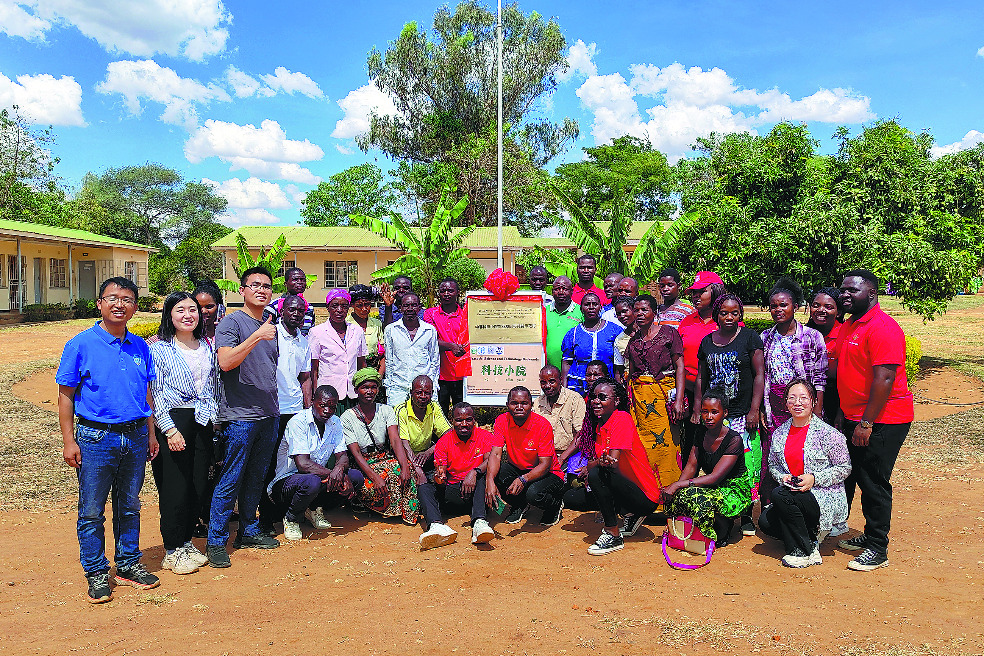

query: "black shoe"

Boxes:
[207, 544, 231, 568]
[235, 533, 280, 549]
[847, 548, 889, 571]
[86, 571, 113, 604]
[114, 563, 160, 590]
[258, 521, 277, 537]
[620, 513, 646, 537]
[587, 531, 624, 555]
[504, 504, 529, 524]
[740, 514, 756, 536]
[540, 502, 564, 527]
[838, 534, 868, 551]
[192, 523, 208, 538]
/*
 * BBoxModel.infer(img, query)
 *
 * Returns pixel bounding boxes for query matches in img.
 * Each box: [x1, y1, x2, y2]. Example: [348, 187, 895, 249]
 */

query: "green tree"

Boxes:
[360, 1, 577, 226]
[301, 163, 399, 227]
[0, 106, 61, 222]
[351, 186, 476, 305]
[554, 135, 675, 222]
[215, 233, 315, 294]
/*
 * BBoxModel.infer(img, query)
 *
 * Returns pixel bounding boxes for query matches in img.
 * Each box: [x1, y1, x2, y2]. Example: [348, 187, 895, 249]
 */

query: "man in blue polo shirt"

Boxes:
[57, 276, 161, 604]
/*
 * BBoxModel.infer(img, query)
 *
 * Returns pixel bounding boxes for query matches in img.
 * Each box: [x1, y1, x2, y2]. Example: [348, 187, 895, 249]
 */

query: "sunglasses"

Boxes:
[588, 393, 611, 401]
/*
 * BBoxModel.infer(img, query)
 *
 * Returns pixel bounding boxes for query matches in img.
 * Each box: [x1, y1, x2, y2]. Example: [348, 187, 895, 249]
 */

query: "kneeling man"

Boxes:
[267, 385, 352, 540]
[418, 402, 496, 549]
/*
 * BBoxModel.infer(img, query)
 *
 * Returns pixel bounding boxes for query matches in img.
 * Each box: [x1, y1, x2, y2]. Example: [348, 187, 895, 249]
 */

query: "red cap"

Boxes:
[687, 271, 723, 290]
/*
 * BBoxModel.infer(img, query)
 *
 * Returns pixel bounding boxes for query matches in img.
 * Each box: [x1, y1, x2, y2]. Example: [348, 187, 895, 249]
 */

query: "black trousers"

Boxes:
[437, 379, 464, 420]
[563, 485, 600, 512]
[494, 456, 564, 511]
[843, 420, 909, 554]
[258, 413, 295, 527]
[758, 485, 821, 556]
[587, 466, 658, 528]
[151, 408, 214, 550]
[418, 473, 488, 528]
[269, 474, 345, 523]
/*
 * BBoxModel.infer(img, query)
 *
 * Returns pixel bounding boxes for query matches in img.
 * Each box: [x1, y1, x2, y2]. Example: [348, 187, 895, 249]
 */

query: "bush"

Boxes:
[741, 318, 773, 333]
[905, 335, 922, 382]
[128, 322, 161, 339]
[473, 405, 506, 428]
[443, 258, 489, 294]
[138, 294, 161, 312]
[73, 298, 99, 319]
[23, 303, 74, 322]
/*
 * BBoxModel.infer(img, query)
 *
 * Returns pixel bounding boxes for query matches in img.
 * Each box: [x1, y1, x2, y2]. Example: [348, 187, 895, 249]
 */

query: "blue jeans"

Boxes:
[208, 417, 278, 546]
[75, 423, 149, 575]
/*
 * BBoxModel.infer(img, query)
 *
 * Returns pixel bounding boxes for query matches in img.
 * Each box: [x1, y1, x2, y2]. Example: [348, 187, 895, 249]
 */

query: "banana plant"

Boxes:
[350, 186, 475, 306]
[216, 233, 315, 293]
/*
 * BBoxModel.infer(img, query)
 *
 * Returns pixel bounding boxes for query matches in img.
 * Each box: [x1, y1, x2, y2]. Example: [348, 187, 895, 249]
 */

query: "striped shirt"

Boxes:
[149, 339, 220, 432]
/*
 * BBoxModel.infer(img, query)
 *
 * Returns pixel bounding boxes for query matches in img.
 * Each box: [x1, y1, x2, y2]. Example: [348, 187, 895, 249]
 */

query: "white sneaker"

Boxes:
[471, 518, 494, 544]
[781, 552, 811, 568]
[283, 516, 303, 541]
[162, 548, 199, 575]
[420, 523, 457, 550]
[829, 522, 849, 537]
[305, 507, 333, 530]
[809, 545, 823, 566]
[183, 542, 209, 567]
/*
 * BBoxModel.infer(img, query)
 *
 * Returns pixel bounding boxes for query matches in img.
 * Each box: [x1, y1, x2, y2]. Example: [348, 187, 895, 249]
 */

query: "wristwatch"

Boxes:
[859, 420, 874, 429]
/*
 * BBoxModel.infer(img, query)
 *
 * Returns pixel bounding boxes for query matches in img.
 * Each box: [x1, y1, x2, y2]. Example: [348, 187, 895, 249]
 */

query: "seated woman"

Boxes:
[562, 360, 611, 489]
[758, 379, 851, 568]
[341, 367, 418, 525]
[576, 378, 663, 556]
[662, 389, 753, 547]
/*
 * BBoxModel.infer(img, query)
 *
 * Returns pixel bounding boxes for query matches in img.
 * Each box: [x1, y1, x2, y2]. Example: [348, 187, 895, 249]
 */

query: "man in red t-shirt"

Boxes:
[570, 254, 609, 306]
[486, 387, 566, 527]
[835, 270, 914, 572]
[417, 403, 495, 548]
[423, 278, 471, 417]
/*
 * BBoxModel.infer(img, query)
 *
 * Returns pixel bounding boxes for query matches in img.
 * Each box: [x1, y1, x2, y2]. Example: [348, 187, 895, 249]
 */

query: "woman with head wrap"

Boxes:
[308, 289, 368, 413]
[342, 367, 419, 524]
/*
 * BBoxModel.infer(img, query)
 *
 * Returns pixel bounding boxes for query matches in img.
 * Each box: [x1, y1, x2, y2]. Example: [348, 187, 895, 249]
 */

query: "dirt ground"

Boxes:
[1, 316, 983, 656]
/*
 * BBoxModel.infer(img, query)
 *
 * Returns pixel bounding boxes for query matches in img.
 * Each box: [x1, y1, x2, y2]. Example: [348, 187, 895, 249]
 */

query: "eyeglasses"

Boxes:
[244, 283, 273, 291]
[786, 395, 813, 404]
[99, 295, 136, 306]
[588, 393, 610, 401]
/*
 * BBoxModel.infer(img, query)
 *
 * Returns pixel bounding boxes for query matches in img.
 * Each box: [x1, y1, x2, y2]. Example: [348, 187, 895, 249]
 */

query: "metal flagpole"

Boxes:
[496, 0, 504, 270]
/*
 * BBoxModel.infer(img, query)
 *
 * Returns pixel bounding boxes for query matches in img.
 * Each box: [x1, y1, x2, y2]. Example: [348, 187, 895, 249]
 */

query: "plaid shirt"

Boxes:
[761, 321, 829, 392]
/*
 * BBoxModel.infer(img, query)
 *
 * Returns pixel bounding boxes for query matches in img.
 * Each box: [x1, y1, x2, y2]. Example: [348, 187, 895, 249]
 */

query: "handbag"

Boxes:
[661, 516, 715, 569]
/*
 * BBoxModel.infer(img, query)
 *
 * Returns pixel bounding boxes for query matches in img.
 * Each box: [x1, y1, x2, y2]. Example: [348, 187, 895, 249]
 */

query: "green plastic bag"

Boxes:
[742, 429, 762, 501]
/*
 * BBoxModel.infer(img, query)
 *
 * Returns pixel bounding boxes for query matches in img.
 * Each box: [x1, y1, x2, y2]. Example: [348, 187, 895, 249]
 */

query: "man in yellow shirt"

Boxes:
[396, 375, 453, 485]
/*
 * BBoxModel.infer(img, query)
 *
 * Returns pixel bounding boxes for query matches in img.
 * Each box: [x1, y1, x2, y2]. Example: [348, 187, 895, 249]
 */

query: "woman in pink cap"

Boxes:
[308, 289, 368, 413]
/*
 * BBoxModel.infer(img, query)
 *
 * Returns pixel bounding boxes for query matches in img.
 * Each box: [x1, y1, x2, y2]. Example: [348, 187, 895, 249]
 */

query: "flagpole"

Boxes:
[496, 0, 504, 271]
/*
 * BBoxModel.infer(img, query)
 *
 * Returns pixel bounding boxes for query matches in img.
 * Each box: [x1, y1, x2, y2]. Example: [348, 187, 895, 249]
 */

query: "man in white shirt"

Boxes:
[259, 295, 312, 534]
[601, 276, 639, 326]
[383, 292, 440, 406]
[268, 385, 352, 540]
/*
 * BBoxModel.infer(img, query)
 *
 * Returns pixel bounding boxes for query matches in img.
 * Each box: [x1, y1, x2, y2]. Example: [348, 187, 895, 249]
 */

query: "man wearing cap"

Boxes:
[545, 276, 583, 370]
[655, 268, 695, 329]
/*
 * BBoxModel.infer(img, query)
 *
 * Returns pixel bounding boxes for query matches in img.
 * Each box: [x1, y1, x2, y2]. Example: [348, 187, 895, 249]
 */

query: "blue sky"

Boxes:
[2, 0, 983, 228]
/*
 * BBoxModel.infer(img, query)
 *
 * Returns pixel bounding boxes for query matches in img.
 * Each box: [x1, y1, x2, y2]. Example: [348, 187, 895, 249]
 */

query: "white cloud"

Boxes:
[558, 39, 598, 83]
[185, 118, 324, 184]
[332, 83, 399, 139]
[334, 143, 354, 155]
[978, 46, 984, 57]
[930, 130, 984, 158]
[96, 59, 229, 128]
[576, 62, 874, 161]
[0, 72, 84, 126]
[221, 208, 281, 228]
[202, 176, 291, 210]
[3, 0, 230, 61]
[0, 1, 49, 40]
[260, 67, 323, 99]
[284, 183, 306, 205]
[224, 66, 272, 99]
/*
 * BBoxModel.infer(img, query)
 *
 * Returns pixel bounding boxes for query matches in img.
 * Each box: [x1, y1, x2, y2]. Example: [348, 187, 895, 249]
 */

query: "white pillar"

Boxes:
[15, 237, 22, 311]
[68, 244, 73, 303]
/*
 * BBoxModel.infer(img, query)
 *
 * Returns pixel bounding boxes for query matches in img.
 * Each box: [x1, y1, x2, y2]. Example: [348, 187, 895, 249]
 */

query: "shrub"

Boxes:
[443, 258, 489, 294]
[128, 322, 161, 339]
[905, 335, 922, 382]
[741, 318, 773, 333]
[23, 303, 74, 322]
[73, 298, 99, 319]
[473, 405, 506, 428]
[138, 294, 161, 313]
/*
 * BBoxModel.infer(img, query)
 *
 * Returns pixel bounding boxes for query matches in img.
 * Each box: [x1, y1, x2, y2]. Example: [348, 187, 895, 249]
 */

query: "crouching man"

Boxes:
[267, 385, 353, 540]
[417, 403, 496, 549]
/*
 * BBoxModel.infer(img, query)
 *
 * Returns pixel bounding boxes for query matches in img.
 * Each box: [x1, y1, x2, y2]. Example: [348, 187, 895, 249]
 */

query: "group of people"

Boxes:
[58, 256, 913, 604]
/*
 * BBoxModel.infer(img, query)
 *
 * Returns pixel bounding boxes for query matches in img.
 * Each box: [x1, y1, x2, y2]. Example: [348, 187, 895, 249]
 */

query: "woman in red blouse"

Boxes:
[581, 378, 662, 556]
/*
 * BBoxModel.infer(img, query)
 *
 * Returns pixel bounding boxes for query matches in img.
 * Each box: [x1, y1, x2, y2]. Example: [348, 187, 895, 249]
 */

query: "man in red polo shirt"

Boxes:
[417, 403, 495, 548]
[835, 270, 914, 572]
[570, 254, 609, 306]
[423, 278, 471, 418]
[486, 387, 566, 527]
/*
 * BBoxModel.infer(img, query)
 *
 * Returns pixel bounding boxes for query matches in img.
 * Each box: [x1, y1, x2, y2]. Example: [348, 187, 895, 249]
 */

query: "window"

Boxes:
[323, 261, 358, 288]
[124, 261, 137, 284]
[278, 259, 296, 279]
[49, 258, 67, 288]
